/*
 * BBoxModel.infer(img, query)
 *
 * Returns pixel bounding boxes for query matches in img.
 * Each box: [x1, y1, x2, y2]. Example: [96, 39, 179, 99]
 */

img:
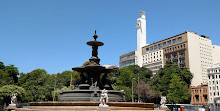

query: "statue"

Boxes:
[160, 96, 168, 109]
[99, 89, 109, 107]
[11, 93, 18, 105]
[6, 93, 18, 110]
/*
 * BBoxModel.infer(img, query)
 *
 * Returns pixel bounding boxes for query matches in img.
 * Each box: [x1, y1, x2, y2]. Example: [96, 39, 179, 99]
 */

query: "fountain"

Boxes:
[59, 31, 125, 102]
[24, 31, 154, 111]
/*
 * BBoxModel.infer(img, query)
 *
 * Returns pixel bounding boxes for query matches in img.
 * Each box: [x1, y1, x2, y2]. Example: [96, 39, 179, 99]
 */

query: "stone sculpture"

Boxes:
[99, 89, 109, 107]
[160, 96, 168, 109]
[6, 93, 18, 110]
[11, 93, 18, 104]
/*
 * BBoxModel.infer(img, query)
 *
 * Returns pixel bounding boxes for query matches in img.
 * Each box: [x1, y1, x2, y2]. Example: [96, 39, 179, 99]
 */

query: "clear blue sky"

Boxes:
[0, 0, 220, 74]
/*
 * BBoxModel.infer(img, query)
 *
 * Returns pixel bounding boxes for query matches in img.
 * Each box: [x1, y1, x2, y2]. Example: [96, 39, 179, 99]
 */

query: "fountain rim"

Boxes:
[87, 41, 104, 46]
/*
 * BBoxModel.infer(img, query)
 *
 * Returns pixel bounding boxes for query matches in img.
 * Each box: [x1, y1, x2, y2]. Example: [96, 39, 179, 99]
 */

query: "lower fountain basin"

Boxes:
[59, 89, 125, 102]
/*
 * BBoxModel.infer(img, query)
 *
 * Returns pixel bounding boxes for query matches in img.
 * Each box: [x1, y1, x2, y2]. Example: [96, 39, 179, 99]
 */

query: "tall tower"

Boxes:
[136, 11, 146, 67]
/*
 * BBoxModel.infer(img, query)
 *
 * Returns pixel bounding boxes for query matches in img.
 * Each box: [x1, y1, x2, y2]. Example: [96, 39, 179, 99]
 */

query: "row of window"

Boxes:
[209, 86, 219, 91]
[145, 51, 162, 56]
[208, 69, 220, 74]
[164, 44, 186, 53]
[120, 59, 135, 68]
[209, 80, 220, 86]
[210, 91, 220, 96]
[146, 37, 182, 52]
[192, 89, 208, 94]
[120, 53, 135, 61]
[144, 61, 162, 68]
[208, 74, 220, 79]
[192, 95, 208, 102]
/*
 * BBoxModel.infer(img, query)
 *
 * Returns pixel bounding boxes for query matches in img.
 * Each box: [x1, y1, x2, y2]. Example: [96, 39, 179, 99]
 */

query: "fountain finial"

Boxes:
[93, 30, 98, 41]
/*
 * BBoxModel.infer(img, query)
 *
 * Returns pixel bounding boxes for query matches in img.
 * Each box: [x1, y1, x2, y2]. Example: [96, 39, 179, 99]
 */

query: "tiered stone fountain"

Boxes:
[22, 31, 154, 111]
[59, 31, 125, 102]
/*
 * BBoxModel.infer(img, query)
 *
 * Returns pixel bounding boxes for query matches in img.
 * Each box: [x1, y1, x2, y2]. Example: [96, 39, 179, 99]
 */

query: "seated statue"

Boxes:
[160, 96, 168, 109]
[99, 89, 108, 107]
[11, 93, 18, 105]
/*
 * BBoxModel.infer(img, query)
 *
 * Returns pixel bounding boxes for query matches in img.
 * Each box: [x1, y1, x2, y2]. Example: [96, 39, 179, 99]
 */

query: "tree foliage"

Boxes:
[112, 65, 153, 102]
[0, 62, 19, 87]
[166, 74, 190, 104]
[0, 85, 26, 105]
[149, 62, 193, 104]
[137, 82, 160, 103]
[18, 69, 53, 102]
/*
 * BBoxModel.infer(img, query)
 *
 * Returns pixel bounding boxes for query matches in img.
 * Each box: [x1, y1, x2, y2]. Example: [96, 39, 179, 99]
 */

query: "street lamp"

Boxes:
[53, 76, 57, 102]
[132, 77, 135, 102]
[138, 73, 140, 103]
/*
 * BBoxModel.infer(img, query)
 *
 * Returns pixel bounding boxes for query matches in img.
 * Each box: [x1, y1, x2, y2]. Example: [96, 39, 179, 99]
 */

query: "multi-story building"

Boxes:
[119, 51, 137, 69]
[142, 45, 164, 75]
[207, 64, 220, 104]
[142, 31, 213, 86]
[212, 45, 220, 65]
[119, 11, 220, 87]
[191, 83, 209, 105]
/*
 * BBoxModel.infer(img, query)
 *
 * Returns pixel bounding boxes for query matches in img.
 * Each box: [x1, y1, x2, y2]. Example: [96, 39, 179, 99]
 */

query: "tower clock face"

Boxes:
[136, 20, 141, 29]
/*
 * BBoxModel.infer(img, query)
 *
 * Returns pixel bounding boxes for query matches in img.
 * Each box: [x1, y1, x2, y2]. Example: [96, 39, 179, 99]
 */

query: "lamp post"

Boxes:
[132, 77, 135, 102]
[138, 73, 140, 103]
[53, 76, 57, 102]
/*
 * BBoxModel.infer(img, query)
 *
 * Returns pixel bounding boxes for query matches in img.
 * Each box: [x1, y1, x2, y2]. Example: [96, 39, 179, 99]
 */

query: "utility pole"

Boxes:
[53, 76, 57, 102]
[132, 78, 135, 102]
[138, 73, 140, 103]
[70, 73, 72, 86]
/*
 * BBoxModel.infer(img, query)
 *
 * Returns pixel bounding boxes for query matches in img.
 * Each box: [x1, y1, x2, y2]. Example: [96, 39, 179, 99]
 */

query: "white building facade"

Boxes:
[212, 45, 220, 65]
[187, 32, 213, 86]
[208, 64, 220, 104]
[142, 48, 164, 75]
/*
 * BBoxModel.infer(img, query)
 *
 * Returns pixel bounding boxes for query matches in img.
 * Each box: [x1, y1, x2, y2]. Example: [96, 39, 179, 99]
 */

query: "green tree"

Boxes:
[113, 67, 135, 101]
[149, 62, 193, 103]
[0, 62, 19, 86]
[0, 85, 26, 105]
[5, 65, 19, 84]
[18, 69, 53, 102]
[112, 65, 153, 102]
[56, 71, 80, 89]
[166, 73, 190, 104]
[127, 65, 153, 83]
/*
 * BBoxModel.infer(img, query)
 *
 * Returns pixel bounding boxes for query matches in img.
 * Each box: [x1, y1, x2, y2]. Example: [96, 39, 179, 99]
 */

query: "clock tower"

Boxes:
[136, 11, 146, 67]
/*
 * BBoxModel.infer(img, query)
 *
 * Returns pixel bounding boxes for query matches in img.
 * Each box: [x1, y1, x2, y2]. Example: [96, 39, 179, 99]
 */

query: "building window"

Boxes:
[172, 39, 177, 45]
[167, 40, 171, 46]
[178, 37, 182, 43]
[163, 42, 166, 48]
[158, 44, 162, 49]
[154, 45, 158, 51]
[150, 46, 153, 51]
[146, 48, 149, 53]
